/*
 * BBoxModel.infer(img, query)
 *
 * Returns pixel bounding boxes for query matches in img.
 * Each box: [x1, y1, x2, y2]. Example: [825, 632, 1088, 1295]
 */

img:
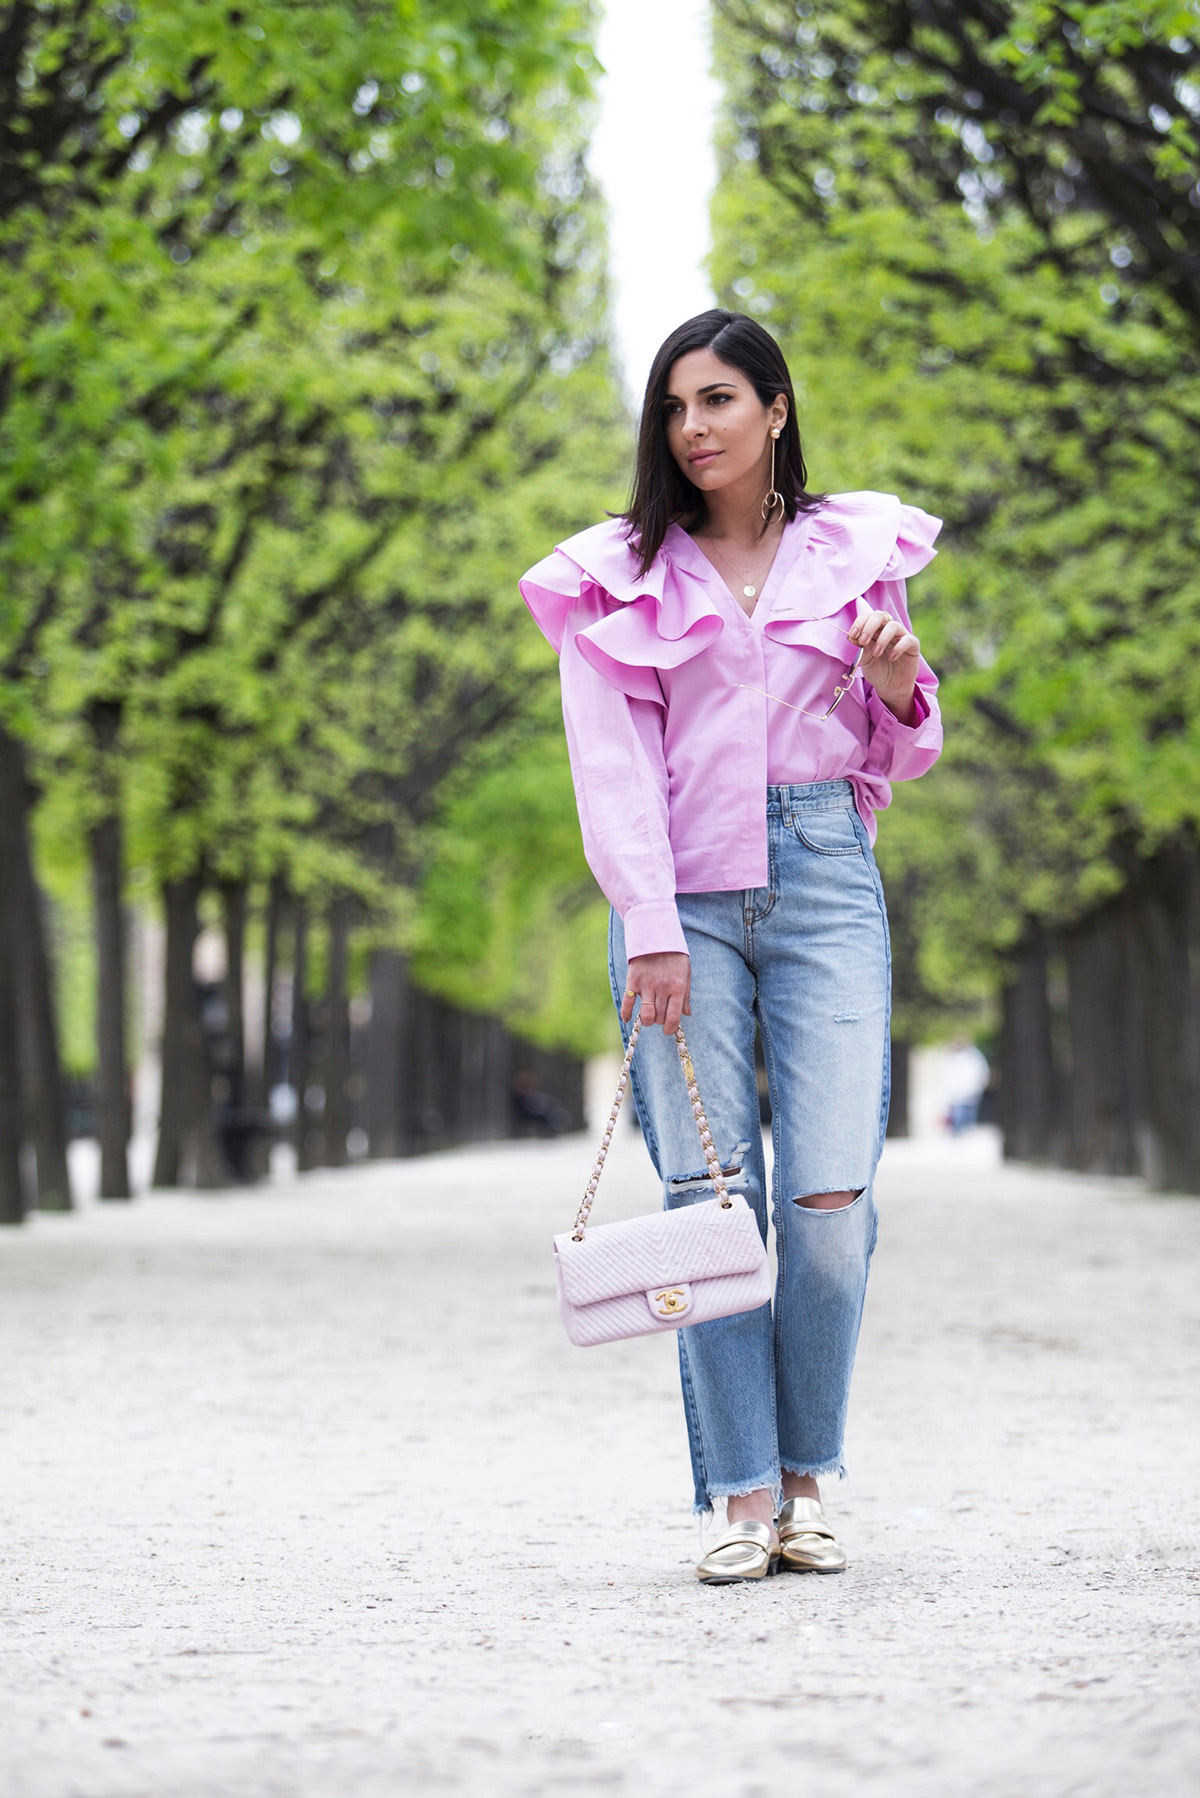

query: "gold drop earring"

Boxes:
[762, 427, 783, 525]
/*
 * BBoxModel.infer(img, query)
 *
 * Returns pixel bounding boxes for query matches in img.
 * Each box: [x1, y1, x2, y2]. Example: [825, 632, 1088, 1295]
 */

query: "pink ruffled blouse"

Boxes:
[519, 491, 943, 959]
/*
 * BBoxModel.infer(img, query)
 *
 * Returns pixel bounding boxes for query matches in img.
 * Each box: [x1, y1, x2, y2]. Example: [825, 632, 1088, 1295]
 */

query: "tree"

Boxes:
[2, 2, 627, 1198]
[714, 0, 1200, 978]
[712, 0, 1200, 1182]
[729, 0, 1200, 324]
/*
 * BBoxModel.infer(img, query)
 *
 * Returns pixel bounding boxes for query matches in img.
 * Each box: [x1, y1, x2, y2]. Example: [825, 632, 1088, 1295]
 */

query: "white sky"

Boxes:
[588, 0, 720, 406]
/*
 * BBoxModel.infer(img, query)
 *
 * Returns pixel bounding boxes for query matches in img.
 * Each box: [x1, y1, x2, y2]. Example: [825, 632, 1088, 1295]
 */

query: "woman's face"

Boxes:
[662, 348, 787, 497]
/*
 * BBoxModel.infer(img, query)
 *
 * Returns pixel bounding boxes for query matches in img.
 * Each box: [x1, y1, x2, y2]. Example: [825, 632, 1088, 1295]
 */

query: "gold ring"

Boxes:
[624, 989, 636, 999]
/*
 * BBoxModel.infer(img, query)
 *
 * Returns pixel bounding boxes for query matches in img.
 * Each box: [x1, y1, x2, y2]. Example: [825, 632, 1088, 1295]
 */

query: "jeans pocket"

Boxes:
[792, 805, 863, 856]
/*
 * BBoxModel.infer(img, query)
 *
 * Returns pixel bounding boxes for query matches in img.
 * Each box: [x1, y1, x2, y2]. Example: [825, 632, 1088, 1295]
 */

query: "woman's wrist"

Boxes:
[879, 683, 919, 727]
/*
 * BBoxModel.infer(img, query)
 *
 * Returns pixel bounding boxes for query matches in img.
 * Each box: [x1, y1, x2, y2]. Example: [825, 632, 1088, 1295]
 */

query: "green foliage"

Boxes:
[1, 1, 597, 671]
[718, 0, 1200, 323]
[712, 0, 1200, 1031]
[989, 2, 1199, 134]
[43, 881, 96, 1081]
[411, 680, 626, 1058]
[2, 0, 628, 1067]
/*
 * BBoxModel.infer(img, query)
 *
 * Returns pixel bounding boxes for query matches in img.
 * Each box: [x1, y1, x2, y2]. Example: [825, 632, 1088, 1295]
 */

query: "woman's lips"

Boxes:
[687, 450, 721, 467]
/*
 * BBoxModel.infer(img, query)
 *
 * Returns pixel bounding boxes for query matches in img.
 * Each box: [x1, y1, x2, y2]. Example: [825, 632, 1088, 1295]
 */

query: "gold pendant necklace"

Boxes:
[698, 534, 772, 601]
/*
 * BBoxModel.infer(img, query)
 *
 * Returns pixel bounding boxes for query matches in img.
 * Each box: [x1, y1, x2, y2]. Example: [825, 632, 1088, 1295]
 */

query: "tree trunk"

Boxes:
[17, 888, 72, 1211]
[91, 811, 131, 1199]
[244, 874, 283, 1181]
[0, 723, 71, 1210]
[1063, 904, 1138, 1176]
[999, 925, 1060, 1163]
[1181, 845, 1200, 1189]
[215, 877, 255, 1180]
[0, 739, 25, 1219]
[367, 949, 410, 1158]
[885, 1036, 911, 1138]
[291, 901, 317, 1171]
[89, 699, 130, 1199]
[252, 874, 284, 1110]
[0, 945, 23, 1221]
[220, 880, 247, 1109]
[1063, 914, 1102, 1173]
[1116, 883, 1151, 1180]
[322, 892, 351, 1168]
[153, 876, 197, 1186]
[153, 875, 226, 1188]
[1134, 844, 1200, 1191]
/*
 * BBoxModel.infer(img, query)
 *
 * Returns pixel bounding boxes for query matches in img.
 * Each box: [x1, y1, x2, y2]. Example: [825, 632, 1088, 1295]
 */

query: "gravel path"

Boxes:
[2, 1127, 1197, 1797]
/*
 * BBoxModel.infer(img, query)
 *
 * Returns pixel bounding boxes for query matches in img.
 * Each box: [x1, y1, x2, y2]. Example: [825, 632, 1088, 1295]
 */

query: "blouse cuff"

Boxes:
[622, 898, 688, 961]
[868, 683, 934, 738]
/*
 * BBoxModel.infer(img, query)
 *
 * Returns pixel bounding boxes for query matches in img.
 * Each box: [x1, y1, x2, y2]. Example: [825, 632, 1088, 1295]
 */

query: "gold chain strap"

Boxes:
[570, 1022, 731, 1240]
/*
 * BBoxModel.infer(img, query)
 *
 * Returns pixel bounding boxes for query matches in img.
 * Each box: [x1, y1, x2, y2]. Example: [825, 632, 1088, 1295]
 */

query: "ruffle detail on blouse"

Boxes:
[760, 491, 940, 661]
[518, 518, 724, 704]
[760, 612, 862, 667]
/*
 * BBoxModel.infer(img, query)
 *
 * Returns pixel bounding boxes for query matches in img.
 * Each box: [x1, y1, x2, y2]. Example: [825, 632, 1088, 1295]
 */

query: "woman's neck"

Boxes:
[692, 463, 778, 548]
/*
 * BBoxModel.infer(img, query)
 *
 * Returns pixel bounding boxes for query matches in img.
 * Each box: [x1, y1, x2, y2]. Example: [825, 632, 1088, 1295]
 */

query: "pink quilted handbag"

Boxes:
[554, 1021, 772, 1347]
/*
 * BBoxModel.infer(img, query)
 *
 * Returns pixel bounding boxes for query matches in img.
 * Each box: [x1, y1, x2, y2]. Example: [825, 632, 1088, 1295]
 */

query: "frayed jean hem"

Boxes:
[692, 1466, 783, 1517]
[780, 1455, 847, 1482]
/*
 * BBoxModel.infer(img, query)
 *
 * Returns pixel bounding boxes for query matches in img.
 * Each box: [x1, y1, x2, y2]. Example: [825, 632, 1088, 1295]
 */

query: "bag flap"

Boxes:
[554, 1195, 765, 1308]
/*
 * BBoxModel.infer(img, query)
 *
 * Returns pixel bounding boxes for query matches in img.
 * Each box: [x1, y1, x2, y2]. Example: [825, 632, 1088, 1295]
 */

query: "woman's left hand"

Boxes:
[848, 609, 921, 726]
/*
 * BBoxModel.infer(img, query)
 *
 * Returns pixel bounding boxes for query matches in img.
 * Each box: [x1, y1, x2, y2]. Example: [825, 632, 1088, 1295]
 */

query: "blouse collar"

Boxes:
[663, 510, 819, 618]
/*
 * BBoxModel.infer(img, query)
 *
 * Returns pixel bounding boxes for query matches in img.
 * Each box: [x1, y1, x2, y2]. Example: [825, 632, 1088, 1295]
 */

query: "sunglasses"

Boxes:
[735, 626, 864, 721]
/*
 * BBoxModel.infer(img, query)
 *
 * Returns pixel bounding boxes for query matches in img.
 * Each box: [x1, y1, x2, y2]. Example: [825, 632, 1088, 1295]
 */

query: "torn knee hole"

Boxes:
[792, 1188, 863, 1212]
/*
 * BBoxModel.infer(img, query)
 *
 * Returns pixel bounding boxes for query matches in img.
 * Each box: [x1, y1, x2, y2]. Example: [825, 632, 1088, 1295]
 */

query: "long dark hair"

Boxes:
[623, 310, 824, 576]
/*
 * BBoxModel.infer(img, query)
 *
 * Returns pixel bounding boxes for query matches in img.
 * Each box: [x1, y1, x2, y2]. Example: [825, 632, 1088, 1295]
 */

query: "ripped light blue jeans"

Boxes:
[608, 781, 889, 1514]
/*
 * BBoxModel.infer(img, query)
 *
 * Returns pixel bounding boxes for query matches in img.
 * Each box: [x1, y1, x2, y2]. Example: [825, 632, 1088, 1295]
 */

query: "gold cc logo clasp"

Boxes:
[655, 1288, 686, 1315]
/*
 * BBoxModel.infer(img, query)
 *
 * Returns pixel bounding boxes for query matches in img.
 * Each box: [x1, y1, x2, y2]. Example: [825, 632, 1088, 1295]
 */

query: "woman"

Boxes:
[519, 310, 943, 1584]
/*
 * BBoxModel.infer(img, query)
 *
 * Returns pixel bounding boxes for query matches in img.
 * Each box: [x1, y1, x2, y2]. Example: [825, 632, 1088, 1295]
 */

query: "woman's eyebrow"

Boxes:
[663, 382, 740, 402]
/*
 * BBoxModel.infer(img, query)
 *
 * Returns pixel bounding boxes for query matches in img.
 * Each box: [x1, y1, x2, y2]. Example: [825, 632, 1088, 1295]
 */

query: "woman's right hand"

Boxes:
[621, 953, 692, 1036]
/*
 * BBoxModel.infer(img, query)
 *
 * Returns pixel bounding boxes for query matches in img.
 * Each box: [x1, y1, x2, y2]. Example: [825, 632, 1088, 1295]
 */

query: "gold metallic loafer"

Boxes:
[696, 1518, 779, 1584]
[776, 1497, 847, 1573]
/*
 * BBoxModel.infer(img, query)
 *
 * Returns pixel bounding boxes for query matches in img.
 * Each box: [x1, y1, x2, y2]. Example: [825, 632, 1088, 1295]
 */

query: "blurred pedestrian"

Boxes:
[520, 310, 943, 1582]
[511, 1070, 571, 1138]
[943, 1037, 990, 1135]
